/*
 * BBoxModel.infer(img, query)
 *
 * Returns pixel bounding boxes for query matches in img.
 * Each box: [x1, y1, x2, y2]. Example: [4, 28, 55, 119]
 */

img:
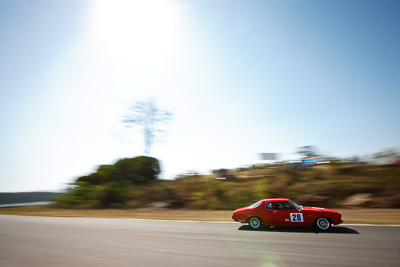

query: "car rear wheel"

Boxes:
[315, 217, 331, 231]
[248, 217, 262, 229]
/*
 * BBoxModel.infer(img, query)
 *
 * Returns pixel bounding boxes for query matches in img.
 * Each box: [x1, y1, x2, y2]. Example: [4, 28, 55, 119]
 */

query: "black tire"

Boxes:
[248, 217, 263, 229]
[315, 217, 331, 231]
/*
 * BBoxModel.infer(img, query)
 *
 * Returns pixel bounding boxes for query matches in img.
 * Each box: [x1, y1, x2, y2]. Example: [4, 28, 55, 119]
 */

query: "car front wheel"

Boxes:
[248, 217, 262, 229]
[315, 217, 331, 231]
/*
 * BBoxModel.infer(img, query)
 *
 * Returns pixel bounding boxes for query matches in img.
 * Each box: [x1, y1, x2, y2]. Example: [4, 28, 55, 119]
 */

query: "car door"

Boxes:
[270, 201, 291, 226]
[285, 201, 306, 226]
[272, 201, 306, 226]
[260, 201, 274, 226]
[287, 210, 306, 226]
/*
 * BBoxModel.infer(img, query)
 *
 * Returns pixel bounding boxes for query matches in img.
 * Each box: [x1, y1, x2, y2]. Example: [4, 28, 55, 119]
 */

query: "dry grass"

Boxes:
[1, 205, 399, 224]
[0, 206, 231, 221]
[336, 208, 400, 225]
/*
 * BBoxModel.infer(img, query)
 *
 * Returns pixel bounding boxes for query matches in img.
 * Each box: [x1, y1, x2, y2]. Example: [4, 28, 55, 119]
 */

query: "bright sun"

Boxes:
[87, 0, 180, 69]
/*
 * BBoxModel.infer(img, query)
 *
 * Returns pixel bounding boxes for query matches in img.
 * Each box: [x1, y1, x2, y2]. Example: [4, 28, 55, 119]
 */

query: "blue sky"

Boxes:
[0, 0, 399, 192]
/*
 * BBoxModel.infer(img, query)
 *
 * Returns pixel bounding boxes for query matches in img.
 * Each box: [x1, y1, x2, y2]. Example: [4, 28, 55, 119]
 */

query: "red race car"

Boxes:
[232, 198, 343, 231]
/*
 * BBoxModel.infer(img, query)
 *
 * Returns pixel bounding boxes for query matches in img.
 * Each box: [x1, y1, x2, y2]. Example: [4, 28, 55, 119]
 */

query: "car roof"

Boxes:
[261, 198, 290, 202]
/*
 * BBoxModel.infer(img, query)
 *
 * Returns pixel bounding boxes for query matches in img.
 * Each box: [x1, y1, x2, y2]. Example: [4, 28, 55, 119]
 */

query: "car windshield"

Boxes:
[248, 201, 262, 209]
[288, 200, 303, 209]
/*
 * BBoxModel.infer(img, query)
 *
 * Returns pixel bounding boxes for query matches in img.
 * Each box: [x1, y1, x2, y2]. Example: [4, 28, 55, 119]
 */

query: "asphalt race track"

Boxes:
[0, 215, 399, 267]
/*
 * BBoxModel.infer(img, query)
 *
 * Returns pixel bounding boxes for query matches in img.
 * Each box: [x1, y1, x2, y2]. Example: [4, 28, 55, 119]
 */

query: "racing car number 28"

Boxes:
[290, 213, 304, 222]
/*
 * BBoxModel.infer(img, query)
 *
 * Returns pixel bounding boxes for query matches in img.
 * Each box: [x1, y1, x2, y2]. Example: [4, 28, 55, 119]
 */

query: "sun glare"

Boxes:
[88, 0, 179, 69]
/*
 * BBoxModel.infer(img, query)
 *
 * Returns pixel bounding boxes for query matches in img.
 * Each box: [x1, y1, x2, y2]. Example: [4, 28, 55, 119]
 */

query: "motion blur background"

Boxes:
[0, 0, 399, 192]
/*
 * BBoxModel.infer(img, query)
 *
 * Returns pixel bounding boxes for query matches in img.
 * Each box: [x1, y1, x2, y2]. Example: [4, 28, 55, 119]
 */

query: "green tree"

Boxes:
[57, 156, 161, 208]
[113, 156, 160, 184]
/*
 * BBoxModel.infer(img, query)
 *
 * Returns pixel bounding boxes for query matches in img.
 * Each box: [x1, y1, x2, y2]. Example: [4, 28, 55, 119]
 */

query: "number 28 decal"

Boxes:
[290, 213, 304, 222]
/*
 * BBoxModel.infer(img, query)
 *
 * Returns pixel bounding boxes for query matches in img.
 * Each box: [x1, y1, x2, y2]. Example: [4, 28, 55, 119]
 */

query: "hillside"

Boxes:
[55, 157, 400, 210]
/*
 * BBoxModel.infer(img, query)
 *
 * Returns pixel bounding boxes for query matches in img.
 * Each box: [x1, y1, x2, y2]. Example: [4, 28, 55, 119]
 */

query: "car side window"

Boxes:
[286, 201, 296, 210]
[265, 202, 273, 210]
[275, 202, 285, 210]
[273, 201, 294, 210]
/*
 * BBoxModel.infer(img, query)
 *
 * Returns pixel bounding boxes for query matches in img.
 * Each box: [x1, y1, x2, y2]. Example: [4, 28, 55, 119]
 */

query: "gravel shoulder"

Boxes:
[0, 205, 399, 224]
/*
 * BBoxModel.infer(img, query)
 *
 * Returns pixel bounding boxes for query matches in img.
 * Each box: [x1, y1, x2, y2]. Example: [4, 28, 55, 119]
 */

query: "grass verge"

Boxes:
[0, 206, 399, 225]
